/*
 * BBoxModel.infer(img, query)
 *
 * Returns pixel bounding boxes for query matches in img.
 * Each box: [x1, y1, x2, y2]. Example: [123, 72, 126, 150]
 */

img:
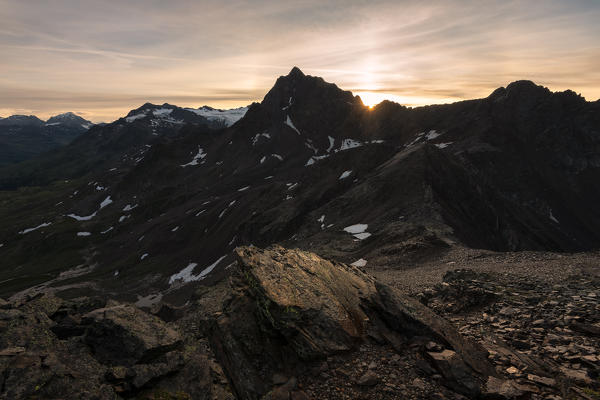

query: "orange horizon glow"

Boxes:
[1, 1, 599, 122]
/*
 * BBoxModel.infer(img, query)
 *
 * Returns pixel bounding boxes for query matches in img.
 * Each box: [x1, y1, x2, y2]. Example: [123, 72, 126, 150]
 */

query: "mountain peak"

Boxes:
[0, 115, 45, 127]
[488, 80, 552, 100]
[261, 66, 356, 113]
[46, 112, 92, 129]
[287, 66, 305, 78]
[47, 112, 85, 121]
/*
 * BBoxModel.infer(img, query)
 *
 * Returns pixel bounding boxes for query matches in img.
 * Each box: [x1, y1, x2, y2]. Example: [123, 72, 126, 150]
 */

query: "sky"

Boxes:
[1, 0, 599, 123]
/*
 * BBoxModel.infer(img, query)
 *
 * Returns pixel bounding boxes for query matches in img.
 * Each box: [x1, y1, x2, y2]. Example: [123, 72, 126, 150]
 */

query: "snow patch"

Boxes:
[425, 130, 441, 140]
[123, 204, 138, 212]
[339, 170, 352, 180]
[238, 186, 250, 192]
[337, 139, 362, 152]
[100, 196, 113, 209]
[181, 147, 207, 167]
[549, 209, 560, 224]
[284, 115, 301, 135]
[327, 136, 335, 152]
[271, 154, 283, 161]
[125, 113, 147, 123]
[19, 222, 52, 235]
[343, 224, 372, 240]
[351, 258, 367, 267]
[344, 224, 368, 234]
[169, 255, 227, 284]
[434, 142, 453, 149]
[77, 232, 91, 237]
[101, 227, 113, 234]
[318, 214, 326, 229]
[141, 253, 149, 260]
[305, 154, 329, 166]
[153, 108, 173, 117]
[252, 132, 271, 145]
[67, 212, 97, 221]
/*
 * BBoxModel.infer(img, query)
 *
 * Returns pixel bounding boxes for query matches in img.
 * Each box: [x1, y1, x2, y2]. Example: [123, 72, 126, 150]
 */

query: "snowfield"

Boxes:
[186, 106, 248, 127]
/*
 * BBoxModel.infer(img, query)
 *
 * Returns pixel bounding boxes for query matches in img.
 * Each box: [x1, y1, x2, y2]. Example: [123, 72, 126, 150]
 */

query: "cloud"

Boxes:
[0, 0, 599, 121]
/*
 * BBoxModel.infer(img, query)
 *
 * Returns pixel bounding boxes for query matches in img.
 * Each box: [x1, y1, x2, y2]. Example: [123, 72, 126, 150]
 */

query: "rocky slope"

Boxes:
[0, 247, 498, 399]
[2, 246, 597, 399]
[0, 68, 599, 302]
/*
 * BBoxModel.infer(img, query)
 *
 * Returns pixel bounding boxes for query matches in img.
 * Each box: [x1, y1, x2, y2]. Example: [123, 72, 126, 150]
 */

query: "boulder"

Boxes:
[83, 304, 182, 365]
[210, 246, 497, 399]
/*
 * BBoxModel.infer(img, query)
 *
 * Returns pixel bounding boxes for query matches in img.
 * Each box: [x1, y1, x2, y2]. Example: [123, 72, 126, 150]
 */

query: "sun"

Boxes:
[355, 90, 461, 109]
[356, 91, 393, 108]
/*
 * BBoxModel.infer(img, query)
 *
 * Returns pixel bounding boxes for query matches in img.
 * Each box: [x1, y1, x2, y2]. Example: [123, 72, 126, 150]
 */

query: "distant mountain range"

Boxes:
[0, 67, 599, 302]
[0, 112, 94, 166]
[0, 106, 249, 167]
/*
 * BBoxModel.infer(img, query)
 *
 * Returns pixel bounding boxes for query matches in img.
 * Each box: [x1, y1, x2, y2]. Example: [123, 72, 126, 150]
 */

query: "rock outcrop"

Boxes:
[2, 246, 597, 399]
[210, 246, 497, 399]
[0, 294, 233, 399]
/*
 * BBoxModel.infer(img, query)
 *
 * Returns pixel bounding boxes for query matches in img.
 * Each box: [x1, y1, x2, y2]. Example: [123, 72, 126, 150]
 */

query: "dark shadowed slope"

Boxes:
[0, 68, 599, 301]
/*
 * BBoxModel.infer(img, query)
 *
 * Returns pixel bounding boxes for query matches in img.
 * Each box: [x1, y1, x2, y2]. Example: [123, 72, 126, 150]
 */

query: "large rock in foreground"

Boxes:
[0, 295, 233, 399]
[210, 246, 497, 399]
[83, 304, 182, 365]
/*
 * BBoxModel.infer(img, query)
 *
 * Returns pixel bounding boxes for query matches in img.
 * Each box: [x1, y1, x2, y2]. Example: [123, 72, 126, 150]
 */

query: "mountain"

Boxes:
[0, 68, 599, 399]
[0, 67, 599, 301]
[0, 112, 94, 166]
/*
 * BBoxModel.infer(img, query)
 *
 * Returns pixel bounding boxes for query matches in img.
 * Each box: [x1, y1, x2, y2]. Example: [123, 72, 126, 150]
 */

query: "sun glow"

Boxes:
[355, 91, 461, 108]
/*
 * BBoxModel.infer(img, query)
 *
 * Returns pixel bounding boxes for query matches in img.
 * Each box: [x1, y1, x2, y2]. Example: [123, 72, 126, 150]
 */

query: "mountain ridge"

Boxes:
[0, 67, 598, 302]
[0, 112, 95, 167]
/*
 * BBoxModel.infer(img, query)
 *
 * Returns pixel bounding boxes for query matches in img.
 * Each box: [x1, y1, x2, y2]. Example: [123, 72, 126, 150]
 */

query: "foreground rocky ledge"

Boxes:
[1, 246, 597, 399]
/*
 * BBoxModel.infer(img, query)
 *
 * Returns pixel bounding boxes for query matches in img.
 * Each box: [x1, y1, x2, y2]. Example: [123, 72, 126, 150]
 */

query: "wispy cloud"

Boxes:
[0, 0, 599, 121]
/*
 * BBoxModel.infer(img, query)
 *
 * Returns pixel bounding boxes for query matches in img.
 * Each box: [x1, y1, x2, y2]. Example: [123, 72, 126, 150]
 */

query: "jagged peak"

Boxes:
[260, 66, 356, 112]
[287, 66, 305, 78]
